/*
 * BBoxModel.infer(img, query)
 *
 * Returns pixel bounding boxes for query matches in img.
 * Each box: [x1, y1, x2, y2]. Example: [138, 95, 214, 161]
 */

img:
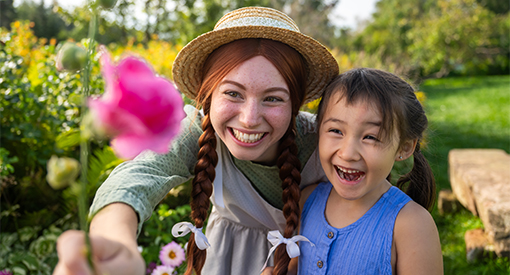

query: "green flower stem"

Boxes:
[79, 2, 98, 274]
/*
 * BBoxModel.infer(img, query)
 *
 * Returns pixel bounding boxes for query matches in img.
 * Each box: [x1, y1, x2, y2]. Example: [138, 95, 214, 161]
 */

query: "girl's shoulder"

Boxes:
[393, 201, 443, 274]
[299, 182, 330, 210]
[395, 200, 435, 231]
[299, 183, 318, 209]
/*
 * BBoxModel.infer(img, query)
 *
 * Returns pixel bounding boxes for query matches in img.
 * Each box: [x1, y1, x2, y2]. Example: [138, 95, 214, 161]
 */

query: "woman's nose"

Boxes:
[239, 99, 261, 127]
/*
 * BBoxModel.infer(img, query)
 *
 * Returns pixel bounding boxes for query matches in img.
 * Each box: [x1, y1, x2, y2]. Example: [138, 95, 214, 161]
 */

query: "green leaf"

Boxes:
[18, 226, 41, 243]
[21, 254, 39, 271]
[56, 129, 81, 150]
[0, 232, 18, 248]
[11, 266, 27, 275]
[29, 234, 58, 258]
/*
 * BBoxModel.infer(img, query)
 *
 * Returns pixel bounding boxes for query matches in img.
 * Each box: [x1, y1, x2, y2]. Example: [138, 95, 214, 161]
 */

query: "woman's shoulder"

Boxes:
[296, 111, 317, 136]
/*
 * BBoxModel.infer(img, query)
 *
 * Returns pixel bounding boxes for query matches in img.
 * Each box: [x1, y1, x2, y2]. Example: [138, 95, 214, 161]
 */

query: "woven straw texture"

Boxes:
[172, 7, 339, 103]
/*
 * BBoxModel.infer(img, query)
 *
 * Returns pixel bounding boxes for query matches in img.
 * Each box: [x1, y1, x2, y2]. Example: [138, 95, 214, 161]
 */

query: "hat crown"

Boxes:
[214, 7, 300, 32]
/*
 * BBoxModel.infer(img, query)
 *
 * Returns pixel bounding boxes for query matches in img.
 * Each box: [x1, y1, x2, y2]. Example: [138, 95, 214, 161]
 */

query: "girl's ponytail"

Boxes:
[396, 142, 436, 211]
[185, 114, 217, 275]
[273, 125, 301, 275]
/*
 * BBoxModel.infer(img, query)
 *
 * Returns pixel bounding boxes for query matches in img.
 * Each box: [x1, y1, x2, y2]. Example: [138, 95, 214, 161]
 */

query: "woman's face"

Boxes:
[209, 56, 292, 165]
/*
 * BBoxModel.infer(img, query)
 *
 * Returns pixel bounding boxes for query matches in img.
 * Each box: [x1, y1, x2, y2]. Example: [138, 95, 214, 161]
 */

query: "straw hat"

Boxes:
[172, 6, 339, 103]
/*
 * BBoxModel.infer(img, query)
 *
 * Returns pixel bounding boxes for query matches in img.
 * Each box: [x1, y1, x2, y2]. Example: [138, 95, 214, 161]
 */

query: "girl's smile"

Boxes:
[335, 165, 366, 185]
[210, 56, 292, 165]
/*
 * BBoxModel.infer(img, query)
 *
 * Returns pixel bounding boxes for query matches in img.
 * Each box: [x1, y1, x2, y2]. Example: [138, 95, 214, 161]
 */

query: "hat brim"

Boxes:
[172, 25, 339, 104]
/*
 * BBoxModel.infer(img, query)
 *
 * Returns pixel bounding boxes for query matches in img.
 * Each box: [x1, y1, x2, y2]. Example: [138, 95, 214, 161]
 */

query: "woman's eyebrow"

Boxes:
[219, 80, 245, 90]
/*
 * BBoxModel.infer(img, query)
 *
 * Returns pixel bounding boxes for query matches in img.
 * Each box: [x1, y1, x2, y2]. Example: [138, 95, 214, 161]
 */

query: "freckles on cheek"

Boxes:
[269, 108, 292, 125]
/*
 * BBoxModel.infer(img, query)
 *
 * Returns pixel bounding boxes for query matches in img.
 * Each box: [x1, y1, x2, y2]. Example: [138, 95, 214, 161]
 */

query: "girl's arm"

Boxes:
[394, 201, 443, 275]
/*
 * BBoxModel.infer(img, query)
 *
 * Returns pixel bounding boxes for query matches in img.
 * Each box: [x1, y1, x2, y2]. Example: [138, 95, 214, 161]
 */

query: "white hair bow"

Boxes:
[172, 222, 210, 250]
[261, 230, 314, 272]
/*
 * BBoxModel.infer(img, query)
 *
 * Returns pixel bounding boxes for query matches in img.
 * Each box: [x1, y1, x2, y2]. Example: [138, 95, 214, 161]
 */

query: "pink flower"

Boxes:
[159, 241, 185, 267]
[89, 47, 185, 159]
[150, 265, 175, 275]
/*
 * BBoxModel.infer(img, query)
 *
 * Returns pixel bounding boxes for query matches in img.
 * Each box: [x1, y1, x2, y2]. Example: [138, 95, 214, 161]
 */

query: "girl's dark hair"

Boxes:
[316, 68, 436, 210]
[186, 38, 307, 275]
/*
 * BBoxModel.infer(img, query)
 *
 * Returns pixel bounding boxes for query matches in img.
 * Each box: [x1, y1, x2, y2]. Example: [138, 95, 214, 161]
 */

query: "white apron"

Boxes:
[201, 138, 326, 274]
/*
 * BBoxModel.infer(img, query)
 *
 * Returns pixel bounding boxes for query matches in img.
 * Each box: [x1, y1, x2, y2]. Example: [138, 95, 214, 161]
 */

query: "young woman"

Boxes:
[53, 7, 339, 275]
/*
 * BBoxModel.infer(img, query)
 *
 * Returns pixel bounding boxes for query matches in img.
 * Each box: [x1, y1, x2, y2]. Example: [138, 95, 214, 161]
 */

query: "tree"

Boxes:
[407, 0, 509, 77]
[344, 0, 509, 79]
[13, 0, 68, 40]
[0, 0, 17, 30]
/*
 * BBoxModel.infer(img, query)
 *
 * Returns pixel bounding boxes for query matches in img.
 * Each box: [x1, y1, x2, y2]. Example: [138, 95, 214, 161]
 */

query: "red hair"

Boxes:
[186, 38, 307, 275]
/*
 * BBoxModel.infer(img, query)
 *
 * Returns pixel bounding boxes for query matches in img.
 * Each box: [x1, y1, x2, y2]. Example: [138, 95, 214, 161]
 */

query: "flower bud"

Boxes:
[46, 155, 81, 190]
[56, 42, 88, 72]
[97, 0, 118, 9]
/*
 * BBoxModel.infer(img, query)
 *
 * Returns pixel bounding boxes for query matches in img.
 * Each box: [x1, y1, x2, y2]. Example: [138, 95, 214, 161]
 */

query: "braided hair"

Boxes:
[185, 38, 307, 275]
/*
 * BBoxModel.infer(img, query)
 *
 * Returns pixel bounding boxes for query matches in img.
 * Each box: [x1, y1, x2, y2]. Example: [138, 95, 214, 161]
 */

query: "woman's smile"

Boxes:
[231, 128, 266, 144]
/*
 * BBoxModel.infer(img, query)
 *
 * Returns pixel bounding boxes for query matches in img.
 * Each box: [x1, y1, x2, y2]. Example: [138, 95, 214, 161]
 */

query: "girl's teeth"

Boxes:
[335, 166, 365, 182]
[233, 129, 264, 143]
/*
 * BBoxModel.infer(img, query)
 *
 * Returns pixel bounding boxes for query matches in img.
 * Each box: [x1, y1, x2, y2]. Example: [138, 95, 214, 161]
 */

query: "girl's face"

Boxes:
[318, 93, 405, 205]
[210, 56, 292, 165]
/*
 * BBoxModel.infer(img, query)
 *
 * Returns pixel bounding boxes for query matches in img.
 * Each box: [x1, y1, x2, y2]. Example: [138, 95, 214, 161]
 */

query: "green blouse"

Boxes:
[90, 105, 318, 233]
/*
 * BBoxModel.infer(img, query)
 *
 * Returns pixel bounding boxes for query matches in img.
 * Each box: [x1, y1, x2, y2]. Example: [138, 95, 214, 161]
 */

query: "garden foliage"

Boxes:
[1, 2, 509, 271]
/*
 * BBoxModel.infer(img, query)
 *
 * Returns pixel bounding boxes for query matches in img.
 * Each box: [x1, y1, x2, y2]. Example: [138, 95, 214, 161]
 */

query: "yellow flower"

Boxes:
[306, 98, 321, 112]
[415, 91, 426, 105]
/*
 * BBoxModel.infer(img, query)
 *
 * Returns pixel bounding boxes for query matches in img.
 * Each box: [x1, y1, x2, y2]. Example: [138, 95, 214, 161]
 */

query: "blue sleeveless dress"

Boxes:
[298, 182, 411, 275]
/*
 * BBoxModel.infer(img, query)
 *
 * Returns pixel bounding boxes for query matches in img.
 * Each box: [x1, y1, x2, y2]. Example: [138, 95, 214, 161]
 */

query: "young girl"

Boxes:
[293, 68, 443, 274]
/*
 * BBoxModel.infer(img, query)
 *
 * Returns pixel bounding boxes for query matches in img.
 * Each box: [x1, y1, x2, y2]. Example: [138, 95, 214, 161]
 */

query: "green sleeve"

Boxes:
[89, 105, 202, 234]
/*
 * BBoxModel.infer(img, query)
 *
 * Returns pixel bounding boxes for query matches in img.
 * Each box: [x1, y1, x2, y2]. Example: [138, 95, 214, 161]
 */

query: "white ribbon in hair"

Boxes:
[171, 222, 210, 250]
[260, 230, 315, 272]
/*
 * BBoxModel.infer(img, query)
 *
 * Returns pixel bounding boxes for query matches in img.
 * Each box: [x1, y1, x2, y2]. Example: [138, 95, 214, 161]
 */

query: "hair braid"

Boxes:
[273, 126, 301, 275]
[396, 142, 436, 210]
[185, 114, 217, 275]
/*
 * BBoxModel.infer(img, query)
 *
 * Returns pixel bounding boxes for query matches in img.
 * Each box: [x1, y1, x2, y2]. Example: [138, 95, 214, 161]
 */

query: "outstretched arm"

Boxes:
[394, 201, 443, 275]
[53, 203, 145, 275]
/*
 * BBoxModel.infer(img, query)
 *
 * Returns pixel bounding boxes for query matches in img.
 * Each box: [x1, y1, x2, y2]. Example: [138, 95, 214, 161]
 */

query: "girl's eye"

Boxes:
[364, 135, 380, 142]
[328, 129, 342, 135]
[264, 96, 283, 102]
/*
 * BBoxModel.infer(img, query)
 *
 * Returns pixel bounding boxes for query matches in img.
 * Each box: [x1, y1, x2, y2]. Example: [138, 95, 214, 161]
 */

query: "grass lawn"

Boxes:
[418, 75, 510, 274]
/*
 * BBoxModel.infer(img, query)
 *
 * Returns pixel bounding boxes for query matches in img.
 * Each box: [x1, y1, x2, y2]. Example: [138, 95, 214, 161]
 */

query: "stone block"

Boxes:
[449, 148, 510, 257]
[437, 189, 463, 215]
[464, 228, 496, 262]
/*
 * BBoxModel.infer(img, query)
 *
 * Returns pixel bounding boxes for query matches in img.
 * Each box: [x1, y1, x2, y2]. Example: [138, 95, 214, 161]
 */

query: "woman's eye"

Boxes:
[225, 91, 241, 98]
[264, 96, 283, 102]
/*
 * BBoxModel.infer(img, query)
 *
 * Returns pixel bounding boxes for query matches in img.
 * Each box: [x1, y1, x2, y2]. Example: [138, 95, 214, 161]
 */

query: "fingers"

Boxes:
[260, 266, 274, 275]
[54, 230, 93, 275]
[53, 230, 145, 275]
